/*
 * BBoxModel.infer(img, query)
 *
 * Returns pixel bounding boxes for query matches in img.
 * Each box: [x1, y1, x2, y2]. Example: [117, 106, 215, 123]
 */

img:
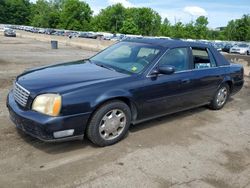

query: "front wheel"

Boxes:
[86, 100, 131, 146]
[209, 84, 230, 110]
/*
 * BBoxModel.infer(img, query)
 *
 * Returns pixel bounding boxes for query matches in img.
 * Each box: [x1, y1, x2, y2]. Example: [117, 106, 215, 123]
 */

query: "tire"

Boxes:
[209, 84, 230, 110]
[86, 100, 131, 147]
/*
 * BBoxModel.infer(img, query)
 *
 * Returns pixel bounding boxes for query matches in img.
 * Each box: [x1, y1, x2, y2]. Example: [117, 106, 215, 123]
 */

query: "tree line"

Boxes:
[0, 0, 250, 41]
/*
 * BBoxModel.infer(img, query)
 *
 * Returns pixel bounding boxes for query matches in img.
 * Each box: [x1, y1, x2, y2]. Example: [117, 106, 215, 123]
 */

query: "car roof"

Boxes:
[123, 38, 210, 49]
[123, 38, 230, 66]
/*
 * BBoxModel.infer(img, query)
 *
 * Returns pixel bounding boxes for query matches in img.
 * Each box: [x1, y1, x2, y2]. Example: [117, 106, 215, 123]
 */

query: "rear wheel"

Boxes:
[86, 100, 131, 147]
[209, 84, 230, 110]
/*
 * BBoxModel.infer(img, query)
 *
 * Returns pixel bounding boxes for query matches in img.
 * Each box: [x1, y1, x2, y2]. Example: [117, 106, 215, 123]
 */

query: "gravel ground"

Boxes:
[0, 35, 250, 188]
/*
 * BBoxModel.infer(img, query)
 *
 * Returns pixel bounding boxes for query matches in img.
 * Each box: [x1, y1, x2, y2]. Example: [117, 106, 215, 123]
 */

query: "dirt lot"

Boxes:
[0, 35, 250, 188]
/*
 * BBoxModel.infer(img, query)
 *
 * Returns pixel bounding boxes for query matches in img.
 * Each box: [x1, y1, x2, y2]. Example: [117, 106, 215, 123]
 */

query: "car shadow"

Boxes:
[227, 97, 234, 103]
[17, 104, 224, 154]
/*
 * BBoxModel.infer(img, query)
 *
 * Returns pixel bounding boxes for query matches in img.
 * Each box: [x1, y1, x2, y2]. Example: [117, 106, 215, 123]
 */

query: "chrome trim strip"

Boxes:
[146, 50, 231, 78]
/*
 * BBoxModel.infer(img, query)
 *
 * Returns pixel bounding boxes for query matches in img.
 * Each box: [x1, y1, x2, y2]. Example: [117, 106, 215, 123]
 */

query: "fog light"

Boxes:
[53, 129, 74, 138]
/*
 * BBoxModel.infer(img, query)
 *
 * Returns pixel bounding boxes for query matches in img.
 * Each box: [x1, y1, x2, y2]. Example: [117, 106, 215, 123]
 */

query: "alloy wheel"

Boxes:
[99, 109, 126, 140]
[216, 87, 228, 107]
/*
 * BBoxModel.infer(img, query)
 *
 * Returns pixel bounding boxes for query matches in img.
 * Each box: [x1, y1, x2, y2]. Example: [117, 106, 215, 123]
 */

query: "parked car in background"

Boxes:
[7, 39, 244, 146]
[86, 32, 103, 39]
[4, 29, 16, 37]
[222, 44, 233, 53]
[31, 28, 39, 33]
[78, 32, 103, 39]
[53, 30, 65, 36]
[67, 31, 79, 38]
[38, 29, 46, 34]
[45, 29, 56, 35]
[98, 32, 113, 40]
[78, 32, 89, 38]
[213, 43, 224, 52]
[230, 44, 250, 55]
[110, 35, 126, 41]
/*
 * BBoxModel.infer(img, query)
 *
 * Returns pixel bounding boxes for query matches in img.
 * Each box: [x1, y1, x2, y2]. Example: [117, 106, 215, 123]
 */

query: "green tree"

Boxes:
[30, 0, 54, 28]
[223, 14, 250, 41]
[0, 1, 6, 23]
[184, 21, 196, 39]
[194, 16, 209, 39]
[58, 0, 92, 30]
[160, 18, 172, 37]
[223, 20, 236, 40]
[93, 5, 161, 35]
[208, 30, 221, 40]
[0, 0, 250, 41]
[127, 7, 161, 36]
[92, 3, 126, 33]
[120, 18, 139, 34]
[172, 22, 186, 38]
[4, 0, 31, 25]
[234, 14, 250, 41]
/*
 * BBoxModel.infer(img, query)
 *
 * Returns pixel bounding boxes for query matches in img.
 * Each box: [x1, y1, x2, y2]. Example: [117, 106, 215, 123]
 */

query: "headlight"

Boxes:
[32, 94, 62, 116]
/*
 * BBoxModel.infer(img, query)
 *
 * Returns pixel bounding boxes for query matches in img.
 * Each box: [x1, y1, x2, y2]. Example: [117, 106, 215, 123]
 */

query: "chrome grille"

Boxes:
[13, 82, 30, 107]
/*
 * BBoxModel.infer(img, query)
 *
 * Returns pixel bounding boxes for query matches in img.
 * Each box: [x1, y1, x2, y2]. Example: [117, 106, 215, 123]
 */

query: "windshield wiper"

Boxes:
[84, 59, 92, 63]
[95, 63, 116, 71]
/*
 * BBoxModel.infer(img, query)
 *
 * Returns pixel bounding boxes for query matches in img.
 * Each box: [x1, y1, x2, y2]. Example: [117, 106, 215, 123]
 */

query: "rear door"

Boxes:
[189, 47, 224, 105]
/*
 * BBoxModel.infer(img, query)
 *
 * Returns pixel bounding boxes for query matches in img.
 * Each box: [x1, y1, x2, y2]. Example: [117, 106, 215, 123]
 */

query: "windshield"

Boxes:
[90, 42, 161, 75]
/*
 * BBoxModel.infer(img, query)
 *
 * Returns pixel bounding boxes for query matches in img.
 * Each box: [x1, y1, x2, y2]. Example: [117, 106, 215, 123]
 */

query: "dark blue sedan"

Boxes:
[7, 39, 244, 146]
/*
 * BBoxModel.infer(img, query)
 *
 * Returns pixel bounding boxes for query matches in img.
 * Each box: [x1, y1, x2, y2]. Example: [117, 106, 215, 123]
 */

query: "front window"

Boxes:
[158, 48, 189, 72]
[90, 42, 161, 74]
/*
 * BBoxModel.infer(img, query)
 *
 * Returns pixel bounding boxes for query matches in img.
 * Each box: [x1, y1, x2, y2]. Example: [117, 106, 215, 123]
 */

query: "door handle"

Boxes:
[181, 79, 191, 84]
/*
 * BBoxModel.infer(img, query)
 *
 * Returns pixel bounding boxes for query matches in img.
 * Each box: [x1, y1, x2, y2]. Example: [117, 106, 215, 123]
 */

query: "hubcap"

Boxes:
[216, 87, 228, 106]
[99, 109, 126, 140]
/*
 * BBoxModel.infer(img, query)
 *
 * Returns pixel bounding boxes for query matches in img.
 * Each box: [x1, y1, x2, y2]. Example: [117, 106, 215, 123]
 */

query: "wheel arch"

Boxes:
[225, 80, 233, 93]
[93, 96, 138, 121]
[86, 91, 139, 132]
[221, 76, 234, 93]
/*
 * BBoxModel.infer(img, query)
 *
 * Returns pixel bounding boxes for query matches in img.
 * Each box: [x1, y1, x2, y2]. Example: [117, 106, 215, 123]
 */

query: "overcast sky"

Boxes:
[30, 0, 250, 28]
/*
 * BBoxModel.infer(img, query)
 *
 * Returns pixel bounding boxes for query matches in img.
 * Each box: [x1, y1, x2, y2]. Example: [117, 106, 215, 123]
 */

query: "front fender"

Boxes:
[92, 89, 135, 108]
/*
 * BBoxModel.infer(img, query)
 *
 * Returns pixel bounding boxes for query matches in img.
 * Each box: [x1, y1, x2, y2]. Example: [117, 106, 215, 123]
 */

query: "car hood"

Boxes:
[17, 60, 128, 94]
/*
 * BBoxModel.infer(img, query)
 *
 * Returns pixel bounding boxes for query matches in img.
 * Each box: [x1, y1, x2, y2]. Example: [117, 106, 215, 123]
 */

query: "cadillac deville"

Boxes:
[7, 39, 244, 146]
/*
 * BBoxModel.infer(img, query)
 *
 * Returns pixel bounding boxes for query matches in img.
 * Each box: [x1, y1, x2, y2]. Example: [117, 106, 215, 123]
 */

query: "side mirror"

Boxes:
[158, 65, 175, 75]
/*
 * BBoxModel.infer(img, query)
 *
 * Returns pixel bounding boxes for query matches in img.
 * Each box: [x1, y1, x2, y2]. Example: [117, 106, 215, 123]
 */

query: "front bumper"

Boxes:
[7, 91, 91, 142]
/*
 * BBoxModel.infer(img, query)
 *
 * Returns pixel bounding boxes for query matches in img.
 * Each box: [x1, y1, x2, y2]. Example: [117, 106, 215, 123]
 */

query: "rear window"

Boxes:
[192, 48, 217, 69]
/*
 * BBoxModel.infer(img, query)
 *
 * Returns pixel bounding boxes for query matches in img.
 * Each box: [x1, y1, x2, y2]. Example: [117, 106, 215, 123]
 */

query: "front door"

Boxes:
[141, 47, 194, 119]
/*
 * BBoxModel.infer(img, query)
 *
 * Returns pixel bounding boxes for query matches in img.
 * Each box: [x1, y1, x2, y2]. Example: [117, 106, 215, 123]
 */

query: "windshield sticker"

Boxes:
[131, 66, 138, 72]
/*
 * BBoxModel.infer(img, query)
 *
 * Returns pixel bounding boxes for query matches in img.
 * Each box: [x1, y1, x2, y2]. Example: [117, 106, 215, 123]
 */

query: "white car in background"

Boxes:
[230, 44, 250, 55]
